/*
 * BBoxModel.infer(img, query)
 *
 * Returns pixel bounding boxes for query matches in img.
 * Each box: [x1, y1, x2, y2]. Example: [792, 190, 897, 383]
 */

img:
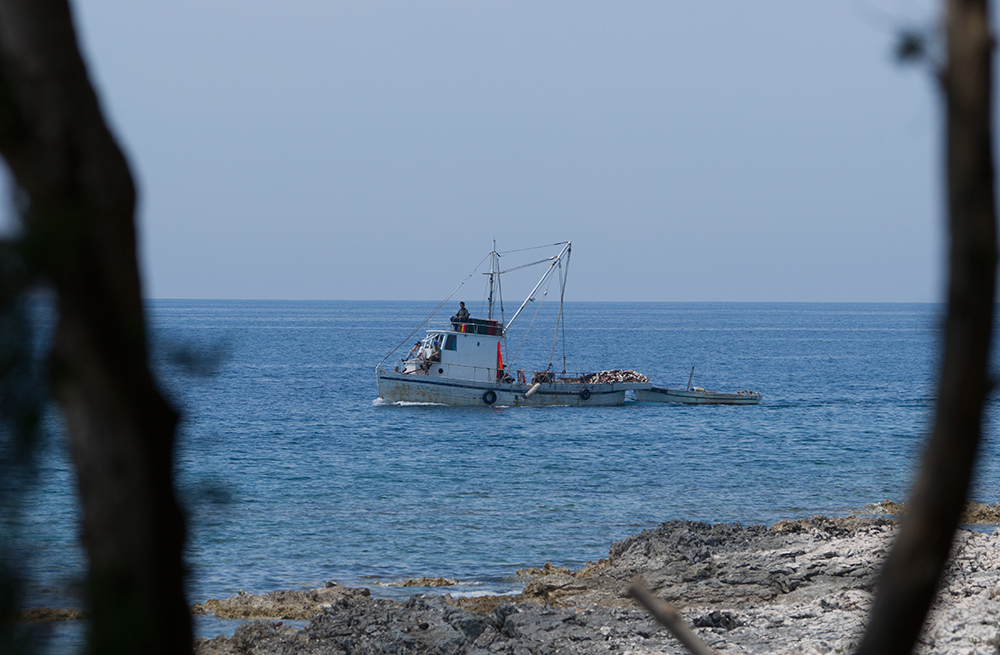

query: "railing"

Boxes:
[387, 358, 514, 383]
[383, 358, 638, 386]
[445, 317, 503, 336]
[415, 319, 504, 336]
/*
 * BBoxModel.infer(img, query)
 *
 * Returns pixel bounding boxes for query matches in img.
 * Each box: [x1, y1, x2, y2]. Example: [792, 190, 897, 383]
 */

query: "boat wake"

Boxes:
[372, 397, 446, 407]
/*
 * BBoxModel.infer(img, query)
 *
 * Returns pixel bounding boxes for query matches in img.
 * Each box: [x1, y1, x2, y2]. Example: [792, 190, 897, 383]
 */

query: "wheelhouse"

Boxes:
[400, 322, 506, 383]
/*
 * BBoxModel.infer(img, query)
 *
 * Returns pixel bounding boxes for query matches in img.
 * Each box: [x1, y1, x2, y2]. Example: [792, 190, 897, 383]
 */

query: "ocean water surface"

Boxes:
[14, 300, 1000, 646]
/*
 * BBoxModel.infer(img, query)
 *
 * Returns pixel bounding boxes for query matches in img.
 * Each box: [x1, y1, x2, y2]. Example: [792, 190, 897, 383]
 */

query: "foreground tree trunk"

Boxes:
[855, 1, 996, 654]
[0, 1, 191, 653]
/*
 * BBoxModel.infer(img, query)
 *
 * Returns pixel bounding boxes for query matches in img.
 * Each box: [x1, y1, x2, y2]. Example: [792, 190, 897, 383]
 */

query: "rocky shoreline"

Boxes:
[193, 516, 1000, 655]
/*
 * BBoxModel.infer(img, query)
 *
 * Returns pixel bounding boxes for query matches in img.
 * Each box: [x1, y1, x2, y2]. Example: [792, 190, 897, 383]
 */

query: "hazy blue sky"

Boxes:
[3, 1, 954, 301]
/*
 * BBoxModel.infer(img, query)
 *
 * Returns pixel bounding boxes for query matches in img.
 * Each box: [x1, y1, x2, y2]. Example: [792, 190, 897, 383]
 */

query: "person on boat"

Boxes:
[407, 342, 422, 360]
[451, 302, 470, 330]
[429, 336, 442, 362]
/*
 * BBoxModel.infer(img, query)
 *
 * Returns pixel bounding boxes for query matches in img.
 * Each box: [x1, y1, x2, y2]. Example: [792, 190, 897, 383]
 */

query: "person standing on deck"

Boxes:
[451, 302, 470, 330]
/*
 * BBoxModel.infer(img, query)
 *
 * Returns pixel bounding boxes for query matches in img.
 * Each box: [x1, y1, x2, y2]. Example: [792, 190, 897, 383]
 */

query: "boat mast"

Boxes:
[487, 239, 497, 321]
[503, 241, 571, 335]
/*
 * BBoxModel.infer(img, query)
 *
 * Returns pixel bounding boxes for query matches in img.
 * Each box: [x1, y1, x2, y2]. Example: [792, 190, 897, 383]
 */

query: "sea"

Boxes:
[10, 300, 1000, 649]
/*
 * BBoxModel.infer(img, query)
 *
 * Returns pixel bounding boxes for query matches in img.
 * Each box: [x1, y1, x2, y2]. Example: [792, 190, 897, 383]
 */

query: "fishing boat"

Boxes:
[633, 367, 762, 405]
[634, 387, 762, 405]
[375, 241, 652, 406]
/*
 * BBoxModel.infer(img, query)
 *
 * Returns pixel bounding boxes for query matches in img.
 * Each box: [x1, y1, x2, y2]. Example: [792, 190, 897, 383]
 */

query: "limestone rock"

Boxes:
[194, 517, 1000, 655]
[191, 582, 371, 620]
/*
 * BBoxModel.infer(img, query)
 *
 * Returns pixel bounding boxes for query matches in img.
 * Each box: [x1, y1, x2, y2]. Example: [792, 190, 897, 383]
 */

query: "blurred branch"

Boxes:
[855, 1, 997, 654]
[0, 0, 191, 653]
[896, 29, 929, 63]
[626, 579, 718, 655]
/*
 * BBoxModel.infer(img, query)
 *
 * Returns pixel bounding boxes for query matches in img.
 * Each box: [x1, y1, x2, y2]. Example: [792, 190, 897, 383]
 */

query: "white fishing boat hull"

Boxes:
[377, 370, 650, 407]
[375, 241, 655, 408]
[634, 386, 762, 405]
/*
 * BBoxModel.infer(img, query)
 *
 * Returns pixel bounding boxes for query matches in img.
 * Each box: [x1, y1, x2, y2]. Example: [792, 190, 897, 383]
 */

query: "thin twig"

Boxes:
[626, 578, 718, 655]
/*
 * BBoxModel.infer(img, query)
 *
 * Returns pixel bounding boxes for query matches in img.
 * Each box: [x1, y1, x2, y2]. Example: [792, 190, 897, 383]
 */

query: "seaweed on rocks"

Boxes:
[878, 499, 1000, 525]
[191, 583, 371, 620]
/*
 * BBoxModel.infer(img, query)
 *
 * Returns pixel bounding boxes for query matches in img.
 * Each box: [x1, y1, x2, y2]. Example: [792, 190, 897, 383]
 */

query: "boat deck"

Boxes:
[377, 369, 651, 406]
[635, 386, 762, 405]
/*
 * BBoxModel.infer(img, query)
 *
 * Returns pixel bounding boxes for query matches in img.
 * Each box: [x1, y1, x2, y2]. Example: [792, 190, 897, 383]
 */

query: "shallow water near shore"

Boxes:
[14, 300, 1000, 647]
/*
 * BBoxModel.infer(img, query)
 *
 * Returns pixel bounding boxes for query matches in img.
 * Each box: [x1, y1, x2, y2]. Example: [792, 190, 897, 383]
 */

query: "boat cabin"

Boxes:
[401, 322, 507, 382]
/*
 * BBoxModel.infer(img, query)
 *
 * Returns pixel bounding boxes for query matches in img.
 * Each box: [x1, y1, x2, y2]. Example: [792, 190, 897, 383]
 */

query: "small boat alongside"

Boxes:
[633, 366, 762, 405]
[375, 241, 653, 407]
[634, 387, 762, 405]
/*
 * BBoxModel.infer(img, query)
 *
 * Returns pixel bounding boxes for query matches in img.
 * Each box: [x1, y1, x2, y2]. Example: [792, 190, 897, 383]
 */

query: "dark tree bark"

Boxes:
[0, 1, 191, 653]
[855, 2, 996, 654]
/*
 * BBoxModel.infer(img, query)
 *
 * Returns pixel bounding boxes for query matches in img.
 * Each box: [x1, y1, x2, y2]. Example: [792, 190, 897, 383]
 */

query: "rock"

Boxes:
[12, 607, 87, 622]
[878, 499, 1000, 525]
[193, 517, 1000, 655]
[516, 561, 573, 577]
[191, 582, 371, 620]
[446, 594, 524, 615]
[962, 502, 1000, 524]
[395, 577, 458, 588]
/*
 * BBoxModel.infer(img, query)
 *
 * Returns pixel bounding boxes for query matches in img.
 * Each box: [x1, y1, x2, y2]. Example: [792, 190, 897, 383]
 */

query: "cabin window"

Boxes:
[444, 334, 457, 351]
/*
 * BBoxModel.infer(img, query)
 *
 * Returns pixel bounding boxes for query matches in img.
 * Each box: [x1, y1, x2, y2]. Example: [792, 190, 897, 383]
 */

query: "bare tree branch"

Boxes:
[855, 1, 997, 654]
[627, 579, 718, 655]
[0, 1, 191, 653]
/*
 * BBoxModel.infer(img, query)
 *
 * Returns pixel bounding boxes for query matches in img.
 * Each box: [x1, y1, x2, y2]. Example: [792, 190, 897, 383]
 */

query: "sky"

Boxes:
[0, 1, 957, 301]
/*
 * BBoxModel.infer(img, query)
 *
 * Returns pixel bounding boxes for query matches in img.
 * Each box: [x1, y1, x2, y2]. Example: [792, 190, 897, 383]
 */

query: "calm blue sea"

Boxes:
[13, 300, 1000, 646]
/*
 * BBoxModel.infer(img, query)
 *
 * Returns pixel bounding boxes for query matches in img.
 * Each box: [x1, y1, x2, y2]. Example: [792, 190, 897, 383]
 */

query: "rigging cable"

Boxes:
[548, 245, 571, 372]
[560, 247, 571, 373]
[497, 256, 557, 275]
[497, 258, 508, 363]
[508, 280, 551, 368]
[548, 260, 563, 371]
[479, 276, 489, 319]
[374, 251, 492, 370]
[498, 241, 568, 256]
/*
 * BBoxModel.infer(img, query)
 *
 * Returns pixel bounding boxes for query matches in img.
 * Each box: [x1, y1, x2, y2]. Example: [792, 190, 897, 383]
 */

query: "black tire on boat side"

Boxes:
[483, 390, 497, 405]
[580, 388, 592, 401]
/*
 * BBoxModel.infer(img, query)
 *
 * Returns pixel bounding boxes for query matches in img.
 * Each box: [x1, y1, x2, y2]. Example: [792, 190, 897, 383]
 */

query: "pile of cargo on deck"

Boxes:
[538, 369, 651, 384]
